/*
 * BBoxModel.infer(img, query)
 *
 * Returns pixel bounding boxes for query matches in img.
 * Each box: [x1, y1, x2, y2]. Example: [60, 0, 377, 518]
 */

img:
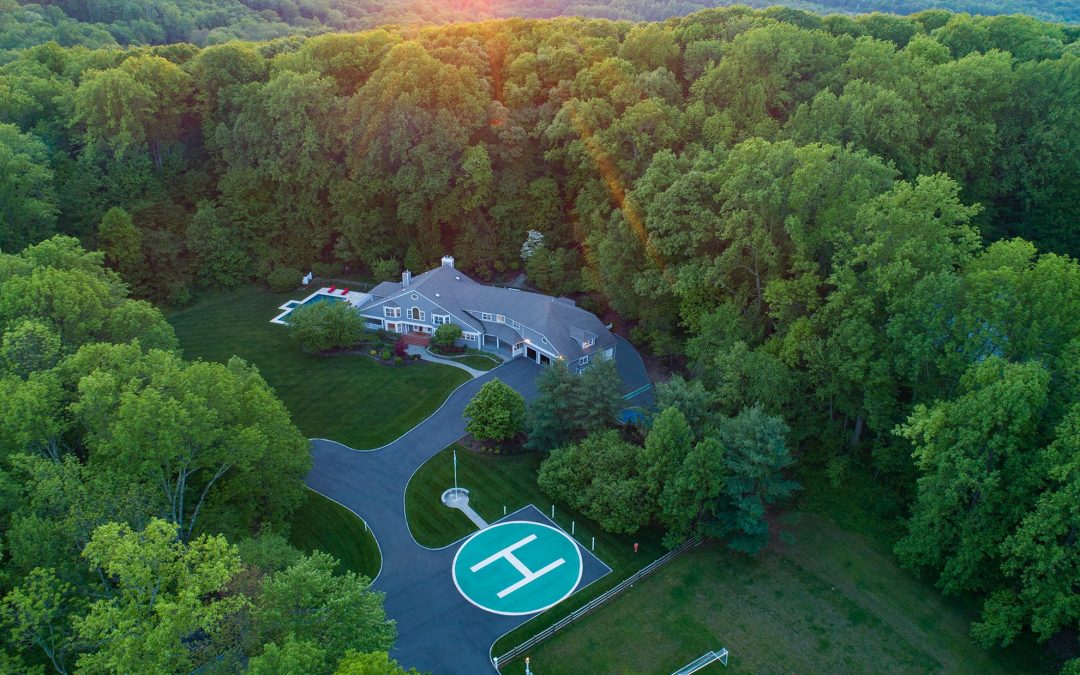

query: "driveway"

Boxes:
[305, 348, 651, 672]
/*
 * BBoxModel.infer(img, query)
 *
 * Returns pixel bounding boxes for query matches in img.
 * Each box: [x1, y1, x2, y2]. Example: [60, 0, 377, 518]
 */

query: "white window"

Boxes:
[510, 320, 520, 329]
[409, 307, 425, 321]
[496, 314, 505, 323]
[410, 293, 418, 300]
[584, 338, 595, 348]
[384, 306, 400, 318]
[433, 315, 449, 325]
[578, 355, 590, 366]
[462, 332, 478, 342]
[542, 337, 548, 344]
[480, 312, 493, 321]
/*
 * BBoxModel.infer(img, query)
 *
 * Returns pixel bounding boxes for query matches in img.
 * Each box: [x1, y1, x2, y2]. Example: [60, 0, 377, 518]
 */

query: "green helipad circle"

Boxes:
[452, 521, 583, 616]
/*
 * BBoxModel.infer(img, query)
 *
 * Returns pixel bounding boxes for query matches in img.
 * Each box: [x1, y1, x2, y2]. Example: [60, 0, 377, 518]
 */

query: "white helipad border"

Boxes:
[451, 520, 584, 616]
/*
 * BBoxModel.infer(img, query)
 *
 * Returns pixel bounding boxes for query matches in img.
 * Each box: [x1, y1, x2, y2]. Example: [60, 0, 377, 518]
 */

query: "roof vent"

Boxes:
[441, 255, 455, 269]
[455, 276, 460, 281]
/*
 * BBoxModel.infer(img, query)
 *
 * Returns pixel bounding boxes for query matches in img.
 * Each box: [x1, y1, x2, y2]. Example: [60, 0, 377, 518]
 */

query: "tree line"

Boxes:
[2, 5, 1079, 669]
[3, 0, 1076, 58]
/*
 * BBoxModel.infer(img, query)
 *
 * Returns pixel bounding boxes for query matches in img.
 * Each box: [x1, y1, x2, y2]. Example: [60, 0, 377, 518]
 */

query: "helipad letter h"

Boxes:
[469, 534, 566, 599]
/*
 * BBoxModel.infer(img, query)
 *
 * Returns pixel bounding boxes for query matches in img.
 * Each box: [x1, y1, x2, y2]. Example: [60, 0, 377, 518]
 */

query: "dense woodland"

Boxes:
[2, 4, 1080, 672]
[2, 0, 1077, 56]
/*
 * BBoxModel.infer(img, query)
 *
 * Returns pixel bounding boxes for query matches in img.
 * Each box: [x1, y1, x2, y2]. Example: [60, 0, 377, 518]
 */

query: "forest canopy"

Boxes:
[2, 3, 1080, 670]
[1, 0, 1077, 57]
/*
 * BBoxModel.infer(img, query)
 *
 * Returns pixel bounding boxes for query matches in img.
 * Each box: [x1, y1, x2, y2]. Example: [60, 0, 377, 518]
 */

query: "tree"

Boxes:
[895, 358, 1050, 595]
[289, 301, 367, 353]
[537, 430, 648, 534]
[74, 519, 244, 674]
[431, 323, 462, 352]
[0, 319, 61, 378]
[1, 567, 82, 674]
[71, 349, 311, 539]
[251, 551, 395, 661]
[714, 406, 797, 553]
[463, 379, 526, 442]
[526, 360, 621, 451]
[0, 123, 57, 252]
[267, 267, 300, 293]
[640, 407, 694, 510]
[96, 207, 140, 278]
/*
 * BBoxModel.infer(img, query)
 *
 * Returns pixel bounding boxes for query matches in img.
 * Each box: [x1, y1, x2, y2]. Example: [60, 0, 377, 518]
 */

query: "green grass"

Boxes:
[405, 444, 668, 649]
[288, 489, 380, 579]
[498, 515, 1047, 675]
[168, 286, 471, 448]
[447, 353, 502, 371]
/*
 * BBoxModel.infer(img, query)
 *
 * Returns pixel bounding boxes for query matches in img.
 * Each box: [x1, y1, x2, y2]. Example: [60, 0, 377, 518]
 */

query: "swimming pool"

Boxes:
[270, 289, 357, 325]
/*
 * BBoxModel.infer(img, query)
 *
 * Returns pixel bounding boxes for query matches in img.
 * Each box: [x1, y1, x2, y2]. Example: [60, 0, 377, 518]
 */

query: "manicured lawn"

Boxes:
[168, 286, 471, 448]
[498, 515, 1046, 675]
[288, 489, 381, 579]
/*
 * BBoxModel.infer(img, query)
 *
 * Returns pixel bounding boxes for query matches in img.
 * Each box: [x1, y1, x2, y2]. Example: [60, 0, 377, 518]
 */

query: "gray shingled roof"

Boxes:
[358, 264, 616, 360]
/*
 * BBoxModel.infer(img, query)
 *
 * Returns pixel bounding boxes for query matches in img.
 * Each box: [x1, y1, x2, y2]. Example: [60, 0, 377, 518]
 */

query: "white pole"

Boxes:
[453, 448, 458, 491]
[551, 504, 555, 518]
[503, 505, 507, 516]
[572, 521, 575, 535]
[591, 536, 595, 551]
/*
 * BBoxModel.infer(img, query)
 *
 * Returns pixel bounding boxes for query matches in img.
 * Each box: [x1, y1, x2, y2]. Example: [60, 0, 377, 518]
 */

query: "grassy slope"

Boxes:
[446, 353, 502, 371]
[288, 489, 381, 579]
[499, 515, 1042, 674]
[168, 286, 470, 449]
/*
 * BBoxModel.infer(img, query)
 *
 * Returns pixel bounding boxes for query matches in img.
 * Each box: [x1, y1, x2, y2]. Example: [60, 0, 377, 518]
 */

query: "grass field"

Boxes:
[499, 514, 1045, 675]
[168, 286, 470, 448]
[288, 489, 381, 579]
[447, 353, 502, 371]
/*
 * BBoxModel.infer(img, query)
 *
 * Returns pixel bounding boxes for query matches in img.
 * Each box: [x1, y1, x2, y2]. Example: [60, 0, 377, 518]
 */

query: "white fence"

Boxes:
[492, 538, 701, 670]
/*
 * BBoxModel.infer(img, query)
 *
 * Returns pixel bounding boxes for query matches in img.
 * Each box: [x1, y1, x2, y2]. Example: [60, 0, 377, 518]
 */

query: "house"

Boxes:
[356, 256, 617, 371]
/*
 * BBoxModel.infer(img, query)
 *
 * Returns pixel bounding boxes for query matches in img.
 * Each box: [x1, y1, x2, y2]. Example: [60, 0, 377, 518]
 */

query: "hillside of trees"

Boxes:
[2, 4, 1080, 671]
[2, 0, 1077, 57]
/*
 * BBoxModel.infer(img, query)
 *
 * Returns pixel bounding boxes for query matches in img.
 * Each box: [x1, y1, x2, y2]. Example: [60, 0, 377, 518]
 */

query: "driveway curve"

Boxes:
[305, 359, 544, 673]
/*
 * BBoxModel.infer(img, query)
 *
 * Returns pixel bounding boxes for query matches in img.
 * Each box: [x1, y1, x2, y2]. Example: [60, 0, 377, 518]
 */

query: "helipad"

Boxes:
[452, 520, 584, 615]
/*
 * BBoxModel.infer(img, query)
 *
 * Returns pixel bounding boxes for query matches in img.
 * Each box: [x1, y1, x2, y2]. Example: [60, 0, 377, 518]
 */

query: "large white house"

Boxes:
[357, 256, 616, 371]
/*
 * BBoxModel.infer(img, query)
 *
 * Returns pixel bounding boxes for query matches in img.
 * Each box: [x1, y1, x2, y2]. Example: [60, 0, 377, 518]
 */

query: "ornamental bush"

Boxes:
[288, 301, 366, 352]
[463, 378, 526, 442]
[431, 323, 463, 351]
[267, 266, 300, 292]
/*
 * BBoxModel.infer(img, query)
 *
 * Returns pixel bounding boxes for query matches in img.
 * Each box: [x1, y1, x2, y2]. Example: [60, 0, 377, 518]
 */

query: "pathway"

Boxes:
[406, 345, 488, 378]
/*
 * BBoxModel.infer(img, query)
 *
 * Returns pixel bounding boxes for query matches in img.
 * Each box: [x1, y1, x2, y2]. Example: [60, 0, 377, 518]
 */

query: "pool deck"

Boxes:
[270, 287, 372, 324]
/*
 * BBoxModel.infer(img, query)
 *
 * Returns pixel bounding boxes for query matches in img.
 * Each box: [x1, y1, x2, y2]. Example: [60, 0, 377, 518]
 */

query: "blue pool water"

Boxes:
[302, 293, 345, 307]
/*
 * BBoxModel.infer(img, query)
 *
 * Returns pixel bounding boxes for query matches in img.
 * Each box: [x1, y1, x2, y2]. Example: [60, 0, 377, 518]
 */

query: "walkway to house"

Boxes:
[406, 345, 486, 378]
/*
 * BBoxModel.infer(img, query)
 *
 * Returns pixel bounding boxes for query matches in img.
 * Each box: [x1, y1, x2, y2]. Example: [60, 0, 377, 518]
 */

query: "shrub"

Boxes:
[432, 323, 463, 351]
[288, 301, 366, 352]
[463, 378, 526, 442]
[369, 349, 377, 356]
[370, 257, 400, 282]
[394, 356, 403, 366]
[537, 429, 648, 534]
[380, 349, 391, 361]
[393, 337, 407, 358]
[267, 266, 300, 292]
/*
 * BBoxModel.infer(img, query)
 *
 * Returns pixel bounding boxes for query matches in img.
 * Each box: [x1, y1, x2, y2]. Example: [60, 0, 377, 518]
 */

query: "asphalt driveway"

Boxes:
[305, 347, 651, 672]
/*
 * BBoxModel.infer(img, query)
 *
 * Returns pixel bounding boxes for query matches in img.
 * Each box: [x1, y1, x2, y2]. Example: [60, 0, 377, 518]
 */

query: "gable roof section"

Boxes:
[358, 265, 616, 360]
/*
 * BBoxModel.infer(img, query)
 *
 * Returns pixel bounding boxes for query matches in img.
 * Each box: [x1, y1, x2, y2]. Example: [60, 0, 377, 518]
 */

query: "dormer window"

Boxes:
[496, 314, 505, 323]
[584, 338, 595, 348]
[481, 312, 493, 321]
